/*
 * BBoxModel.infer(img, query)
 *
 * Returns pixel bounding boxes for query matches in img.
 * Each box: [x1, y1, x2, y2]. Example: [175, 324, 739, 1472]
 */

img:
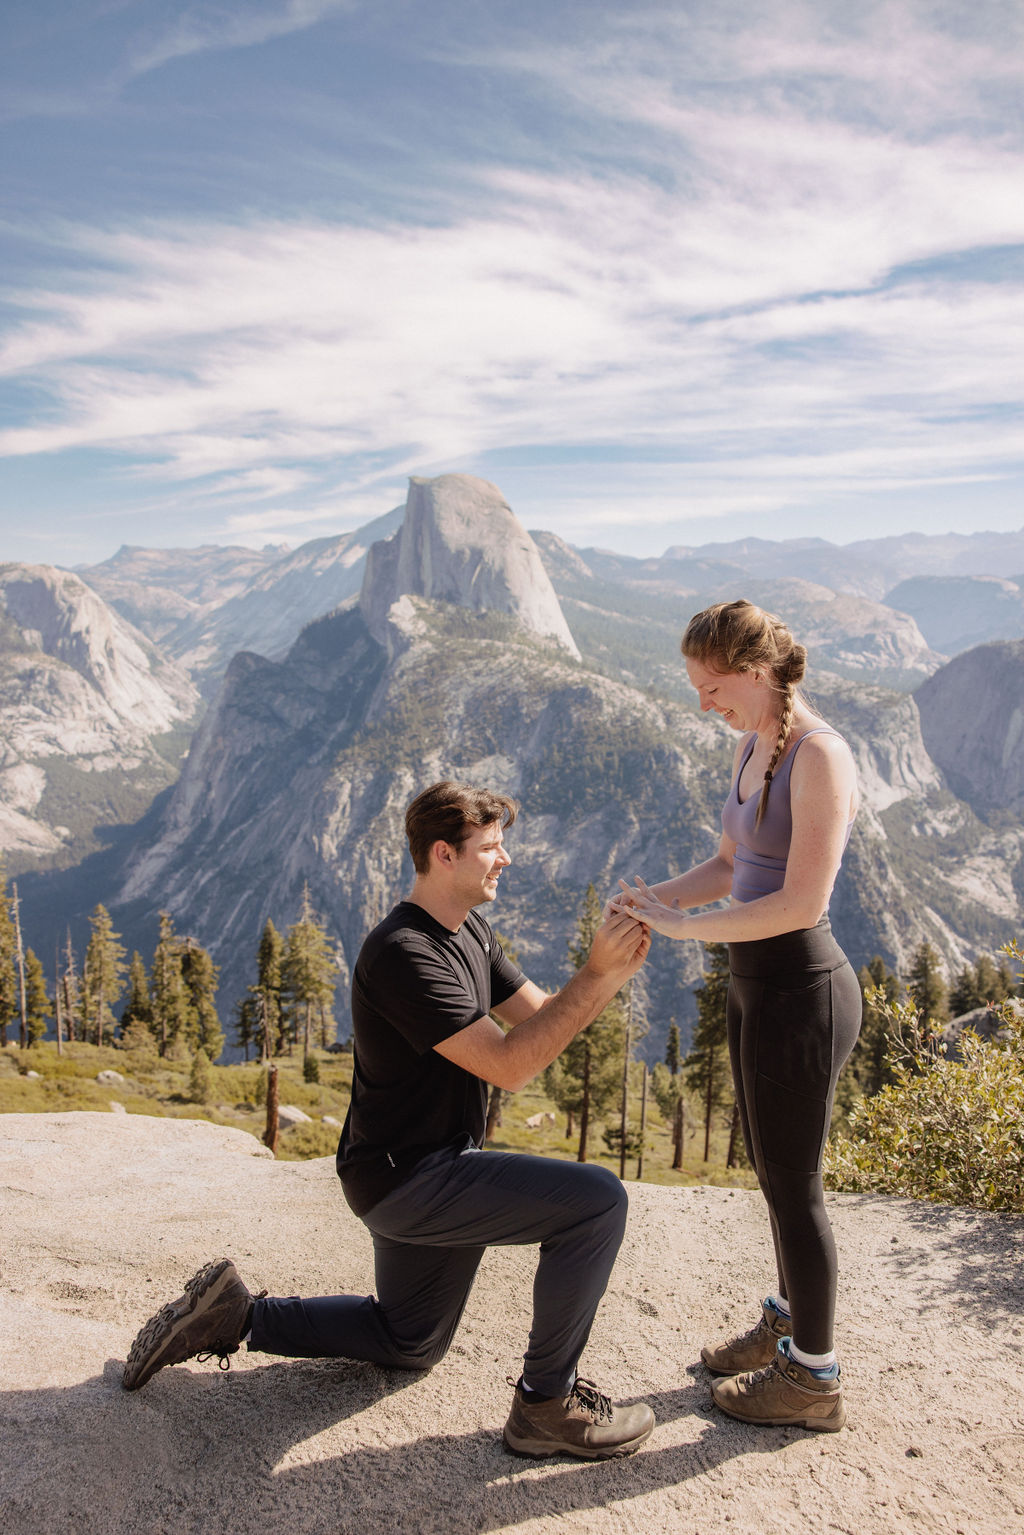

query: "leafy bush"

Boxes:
[189, 1049, 213, 1105]
[275, 1120, 341, 1161]
[824, 944, 1024, 1212]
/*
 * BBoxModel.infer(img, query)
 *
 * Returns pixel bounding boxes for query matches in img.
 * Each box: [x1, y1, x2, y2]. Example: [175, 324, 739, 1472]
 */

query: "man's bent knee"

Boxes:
[387, 1338, 451, 1371]
[573, 1162, 629, 1230]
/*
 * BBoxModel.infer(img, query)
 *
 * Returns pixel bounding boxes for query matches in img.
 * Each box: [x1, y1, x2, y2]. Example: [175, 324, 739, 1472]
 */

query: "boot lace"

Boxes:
[196, 1287, 267, 1372]
[742, 1359, 781, 1390]
[568, 1377, 613, 1422]
[196, 1343, 239, 1371]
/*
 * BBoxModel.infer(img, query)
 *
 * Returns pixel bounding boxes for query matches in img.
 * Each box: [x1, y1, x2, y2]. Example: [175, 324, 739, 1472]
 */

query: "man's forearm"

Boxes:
[498, 962, 630, 1091]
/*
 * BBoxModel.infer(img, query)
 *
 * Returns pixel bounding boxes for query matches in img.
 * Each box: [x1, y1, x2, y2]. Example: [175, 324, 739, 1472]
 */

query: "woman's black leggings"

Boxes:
[727, 918, 862, 1355]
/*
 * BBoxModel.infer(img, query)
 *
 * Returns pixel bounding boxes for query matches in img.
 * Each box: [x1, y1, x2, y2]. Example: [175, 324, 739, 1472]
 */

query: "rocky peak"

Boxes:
[915, 638, 1024, 813]
[0, 564, 196, 727]
[360, 474, 580, 659]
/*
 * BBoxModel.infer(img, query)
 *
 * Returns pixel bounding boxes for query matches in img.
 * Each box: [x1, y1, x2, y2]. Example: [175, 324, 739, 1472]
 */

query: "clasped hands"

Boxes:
[608, 876, 686, 939]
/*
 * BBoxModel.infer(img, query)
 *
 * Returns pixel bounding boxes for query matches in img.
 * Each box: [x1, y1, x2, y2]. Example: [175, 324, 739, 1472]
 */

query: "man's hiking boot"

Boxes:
[123, 1259, 260, 1391]
[711, 1340, 846, 1432]
[503, 1376, 655, 1459]
[701, 1296, 792, 1375]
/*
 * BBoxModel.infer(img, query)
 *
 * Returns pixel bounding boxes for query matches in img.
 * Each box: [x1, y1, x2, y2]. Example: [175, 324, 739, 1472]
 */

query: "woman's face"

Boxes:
[685, 657, 769, 732]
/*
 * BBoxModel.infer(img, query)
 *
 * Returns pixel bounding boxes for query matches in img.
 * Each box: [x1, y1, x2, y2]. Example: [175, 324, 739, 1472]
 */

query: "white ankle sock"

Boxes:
[769, 1293, 791, 1317]
[788, 1340, 836, 1371]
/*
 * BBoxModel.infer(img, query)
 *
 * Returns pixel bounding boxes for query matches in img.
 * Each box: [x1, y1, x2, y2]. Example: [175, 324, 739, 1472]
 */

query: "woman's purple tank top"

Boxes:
[720, 727, 853, 903]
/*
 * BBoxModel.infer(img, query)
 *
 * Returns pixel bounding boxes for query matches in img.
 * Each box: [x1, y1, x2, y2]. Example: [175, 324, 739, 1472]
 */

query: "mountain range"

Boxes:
[6, 476, 1023, 1058]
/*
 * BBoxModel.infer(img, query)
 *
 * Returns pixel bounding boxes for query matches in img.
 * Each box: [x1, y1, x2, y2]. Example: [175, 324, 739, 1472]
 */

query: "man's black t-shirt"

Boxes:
[336, 901, 525, 1215]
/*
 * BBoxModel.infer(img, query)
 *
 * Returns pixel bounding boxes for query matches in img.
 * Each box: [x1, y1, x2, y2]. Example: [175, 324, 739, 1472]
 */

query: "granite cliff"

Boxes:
[0, 565, 198, 868]
[915, 639, 1024, 817]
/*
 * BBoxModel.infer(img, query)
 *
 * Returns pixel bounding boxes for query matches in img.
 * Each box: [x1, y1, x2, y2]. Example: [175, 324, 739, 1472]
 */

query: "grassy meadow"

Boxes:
[1, 1040, 756, 1188]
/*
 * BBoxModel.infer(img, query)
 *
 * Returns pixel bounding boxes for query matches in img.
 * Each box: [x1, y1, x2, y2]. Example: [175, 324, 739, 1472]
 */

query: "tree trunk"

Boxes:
[485, 1084, 504, 1142]
[54, 945, 64, 1057]
[703, 1057, 714, 1162]
[672, 1094, 684, 1171]
[577, 1046, 591, 1162]
[62, 976, 74, 1043]
[263, 1065, 279, 1154]
[635, 1062, 648, 1180]
[565, 1109, 574, 1139]
[618, 1005, 631, 1181]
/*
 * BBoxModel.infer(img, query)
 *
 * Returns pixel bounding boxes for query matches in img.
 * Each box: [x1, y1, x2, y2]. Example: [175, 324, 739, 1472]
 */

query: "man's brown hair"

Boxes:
[405, 781, 519, 875]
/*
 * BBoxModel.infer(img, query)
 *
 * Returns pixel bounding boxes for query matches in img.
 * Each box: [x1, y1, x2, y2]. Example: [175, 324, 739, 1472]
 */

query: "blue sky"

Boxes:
[2, 0, 1023, 566]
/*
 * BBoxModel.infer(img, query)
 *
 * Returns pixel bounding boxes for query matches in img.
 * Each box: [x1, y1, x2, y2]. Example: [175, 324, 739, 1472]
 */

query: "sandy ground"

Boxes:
[2, 1112, 1023, 1535]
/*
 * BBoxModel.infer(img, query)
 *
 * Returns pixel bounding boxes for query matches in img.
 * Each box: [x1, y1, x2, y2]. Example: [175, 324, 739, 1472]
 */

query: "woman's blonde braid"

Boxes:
[754, 664, 797, 829]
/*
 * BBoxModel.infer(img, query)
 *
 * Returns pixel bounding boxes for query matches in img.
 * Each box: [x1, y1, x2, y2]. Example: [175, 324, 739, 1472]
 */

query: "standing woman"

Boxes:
[614, 599, 861, 1432]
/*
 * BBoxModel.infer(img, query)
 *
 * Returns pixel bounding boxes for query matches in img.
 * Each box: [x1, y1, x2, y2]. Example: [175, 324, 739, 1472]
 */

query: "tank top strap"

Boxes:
[774, 726, 845, 787]
[788, 725, 845, 757]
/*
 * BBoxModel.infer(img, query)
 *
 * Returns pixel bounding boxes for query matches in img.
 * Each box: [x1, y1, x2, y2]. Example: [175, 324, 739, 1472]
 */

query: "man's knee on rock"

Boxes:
[389, 1334, 452, 1371]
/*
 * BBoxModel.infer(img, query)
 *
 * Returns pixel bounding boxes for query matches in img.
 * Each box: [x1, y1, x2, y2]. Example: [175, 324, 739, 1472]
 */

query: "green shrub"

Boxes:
[189, 1049, 213, 1106]
[824, 944, 1024, 1212]
[275, 1120, 341, 1161]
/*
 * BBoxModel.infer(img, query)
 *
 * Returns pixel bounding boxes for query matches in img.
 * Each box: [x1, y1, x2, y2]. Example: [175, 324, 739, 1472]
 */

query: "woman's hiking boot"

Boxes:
[701, 1296, 792, 1375]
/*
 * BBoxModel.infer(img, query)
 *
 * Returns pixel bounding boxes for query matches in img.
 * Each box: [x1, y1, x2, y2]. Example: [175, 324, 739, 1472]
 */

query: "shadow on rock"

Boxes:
[0, 1359, 759, 1535]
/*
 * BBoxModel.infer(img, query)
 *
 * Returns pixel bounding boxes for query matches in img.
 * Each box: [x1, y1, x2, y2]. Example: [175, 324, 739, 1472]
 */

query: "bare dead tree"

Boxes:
[263, 1064, 279, 1154]
[672, 1095, 684, 1171]
[618, 981, 633, 1180]
[54, 941, 64, 1056]
[635, 1063, 648, 1180]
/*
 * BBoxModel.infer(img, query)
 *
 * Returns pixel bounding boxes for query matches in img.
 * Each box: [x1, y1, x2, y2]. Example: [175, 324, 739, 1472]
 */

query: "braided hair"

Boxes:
[681, 599, 808, 828]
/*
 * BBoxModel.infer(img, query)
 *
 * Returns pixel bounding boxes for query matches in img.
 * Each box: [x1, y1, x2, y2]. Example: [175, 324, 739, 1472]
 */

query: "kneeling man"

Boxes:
[123, 781, 654, 1459]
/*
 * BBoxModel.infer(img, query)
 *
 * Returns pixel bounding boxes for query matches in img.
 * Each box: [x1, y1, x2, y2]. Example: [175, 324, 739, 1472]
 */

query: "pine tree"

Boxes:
[120, 952, 152, 1035]
[189, 1048, 213, 1105]
[281, 888, 338, 1062]
[60, 931, 82, 1045]
[651, 1062, 687, 1171]
[0, 869, 17, 1048]
[665, 1022, 681, 1075]
[83, 905, 127, 1048]
[543, 885, 628, 1162]
[180, 937, 224, 1061]
[905, 940, 949, 1027]
[24, 948, 50, 1046]
[10, 882, 28, 1048]
[252, 919, 285, 1057]
[150, 912, 190, 1055]
[685, 942, 731, 1162]
[949, 963, 978, 1018]
[234, 995, 260, 1061]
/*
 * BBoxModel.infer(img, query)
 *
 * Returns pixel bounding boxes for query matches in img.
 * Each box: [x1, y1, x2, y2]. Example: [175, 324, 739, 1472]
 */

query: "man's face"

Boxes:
[453, 821, 511, 907]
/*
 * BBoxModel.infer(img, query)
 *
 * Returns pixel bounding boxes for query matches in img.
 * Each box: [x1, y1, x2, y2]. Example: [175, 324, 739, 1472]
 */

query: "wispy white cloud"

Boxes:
[126, 0, 357, 78]
[3, 0, 1024, 556]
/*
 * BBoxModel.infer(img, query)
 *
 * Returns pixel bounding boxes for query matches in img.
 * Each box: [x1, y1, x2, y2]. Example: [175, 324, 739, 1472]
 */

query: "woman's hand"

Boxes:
[610, 877, 689, 939]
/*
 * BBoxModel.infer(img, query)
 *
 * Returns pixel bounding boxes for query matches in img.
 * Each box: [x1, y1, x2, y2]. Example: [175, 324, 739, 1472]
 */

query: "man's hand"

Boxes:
[610, 877, 687, 939]
[586, 909, 650, 979]
[436, 910, 650, 1092]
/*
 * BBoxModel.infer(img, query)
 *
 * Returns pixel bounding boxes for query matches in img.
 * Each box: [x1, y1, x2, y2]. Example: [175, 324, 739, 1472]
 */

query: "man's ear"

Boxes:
[430, 839, 458, 871]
